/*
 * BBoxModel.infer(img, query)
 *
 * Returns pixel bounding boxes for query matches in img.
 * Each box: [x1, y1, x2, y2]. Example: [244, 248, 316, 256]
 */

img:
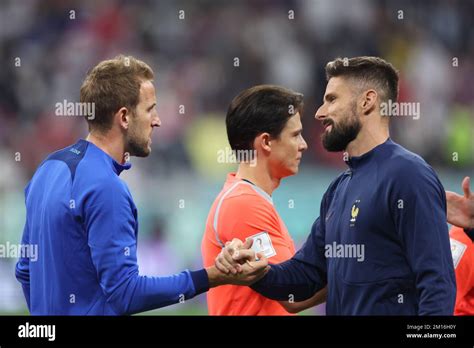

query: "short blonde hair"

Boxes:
[80, 55, 154, 132]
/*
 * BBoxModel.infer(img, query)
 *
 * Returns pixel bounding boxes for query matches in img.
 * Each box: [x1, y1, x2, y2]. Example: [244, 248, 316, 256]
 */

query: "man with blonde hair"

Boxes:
[15, 55, 267, 315]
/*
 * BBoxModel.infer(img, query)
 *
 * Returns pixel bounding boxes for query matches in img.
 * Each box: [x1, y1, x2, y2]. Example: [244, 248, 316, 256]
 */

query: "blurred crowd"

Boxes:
[0, 0, 473, 313]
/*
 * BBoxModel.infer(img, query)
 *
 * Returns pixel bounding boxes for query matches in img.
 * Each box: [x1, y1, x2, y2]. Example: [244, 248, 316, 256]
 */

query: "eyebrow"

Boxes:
[147, 102, 156, 111]
[324, 93, 336, 102]
[293, 128, 303, 134]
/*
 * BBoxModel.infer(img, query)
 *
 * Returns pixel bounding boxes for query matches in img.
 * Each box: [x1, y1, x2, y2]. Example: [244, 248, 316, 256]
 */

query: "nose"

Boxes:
[315, 104, 326, 121]
[300, 136, 308, 152]
[152, 115, 161, 128]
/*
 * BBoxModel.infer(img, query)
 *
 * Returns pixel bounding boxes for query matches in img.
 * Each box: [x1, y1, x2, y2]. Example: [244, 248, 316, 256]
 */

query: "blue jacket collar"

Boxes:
[345, 137, 392, 170]
[78, 139, 132, 175]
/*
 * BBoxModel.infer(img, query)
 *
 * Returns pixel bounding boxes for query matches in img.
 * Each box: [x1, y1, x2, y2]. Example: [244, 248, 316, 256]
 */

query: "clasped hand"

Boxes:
[214, 238, 270, 286]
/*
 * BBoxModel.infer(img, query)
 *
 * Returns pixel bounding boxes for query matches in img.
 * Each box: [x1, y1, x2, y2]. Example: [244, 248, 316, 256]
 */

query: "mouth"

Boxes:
[322, 120, 333, 132]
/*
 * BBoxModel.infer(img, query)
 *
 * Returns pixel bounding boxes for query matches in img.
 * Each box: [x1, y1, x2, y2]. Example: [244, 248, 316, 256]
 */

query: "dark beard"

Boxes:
[322, 109, 361, 152]
[127, 136, 150, 157]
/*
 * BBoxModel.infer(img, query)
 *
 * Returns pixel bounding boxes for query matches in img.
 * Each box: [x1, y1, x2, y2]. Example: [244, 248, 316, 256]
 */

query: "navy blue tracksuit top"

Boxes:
[252, 138, 456, 315]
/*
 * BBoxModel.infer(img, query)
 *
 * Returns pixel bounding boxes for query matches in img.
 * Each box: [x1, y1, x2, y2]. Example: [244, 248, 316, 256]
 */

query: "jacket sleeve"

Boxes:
[15, 184, 31, 312]
[85, 179, 208, 315]
[391, 164, 456, 315]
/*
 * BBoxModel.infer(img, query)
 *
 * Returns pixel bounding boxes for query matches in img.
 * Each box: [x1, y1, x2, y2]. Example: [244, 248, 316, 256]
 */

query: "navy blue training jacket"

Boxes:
[252, 138, 456, 315]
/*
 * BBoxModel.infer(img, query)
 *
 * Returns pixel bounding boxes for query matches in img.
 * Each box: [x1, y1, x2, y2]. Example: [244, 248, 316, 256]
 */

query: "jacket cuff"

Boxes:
[190, 269, 210, 296]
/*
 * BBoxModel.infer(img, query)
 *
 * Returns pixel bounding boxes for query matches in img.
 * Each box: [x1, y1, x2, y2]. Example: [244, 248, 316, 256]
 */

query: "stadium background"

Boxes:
[0, 0, 472, 315]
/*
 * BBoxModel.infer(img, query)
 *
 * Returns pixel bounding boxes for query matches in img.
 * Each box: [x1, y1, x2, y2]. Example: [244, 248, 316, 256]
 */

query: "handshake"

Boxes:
[207, 238, 271, 287]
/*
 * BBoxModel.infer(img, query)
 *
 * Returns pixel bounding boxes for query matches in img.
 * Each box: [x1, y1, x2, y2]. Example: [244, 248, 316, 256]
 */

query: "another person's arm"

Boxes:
[15, 185, 31, 311]
[86, 179, 266, 315]
[279, 287, 327, 313]
[217, 186, 336, 303]
[217, 216, 328, 302]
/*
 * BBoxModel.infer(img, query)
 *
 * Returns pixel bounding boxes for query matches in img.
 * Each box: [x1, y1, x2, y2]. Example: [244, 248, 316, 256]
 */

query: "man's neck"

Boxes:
[345, 122, 390, 157]
[236, 162, 280, 196]
[86, 132, 126, 164]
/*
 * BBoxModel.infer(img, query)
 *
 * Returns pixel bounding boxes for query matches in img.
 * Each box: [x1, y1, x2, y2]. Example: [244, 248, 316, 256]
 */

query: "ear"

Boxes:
[254, 133, 272, 153]
[116, 107, 131, 130]
[360, 89, 377, 115]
